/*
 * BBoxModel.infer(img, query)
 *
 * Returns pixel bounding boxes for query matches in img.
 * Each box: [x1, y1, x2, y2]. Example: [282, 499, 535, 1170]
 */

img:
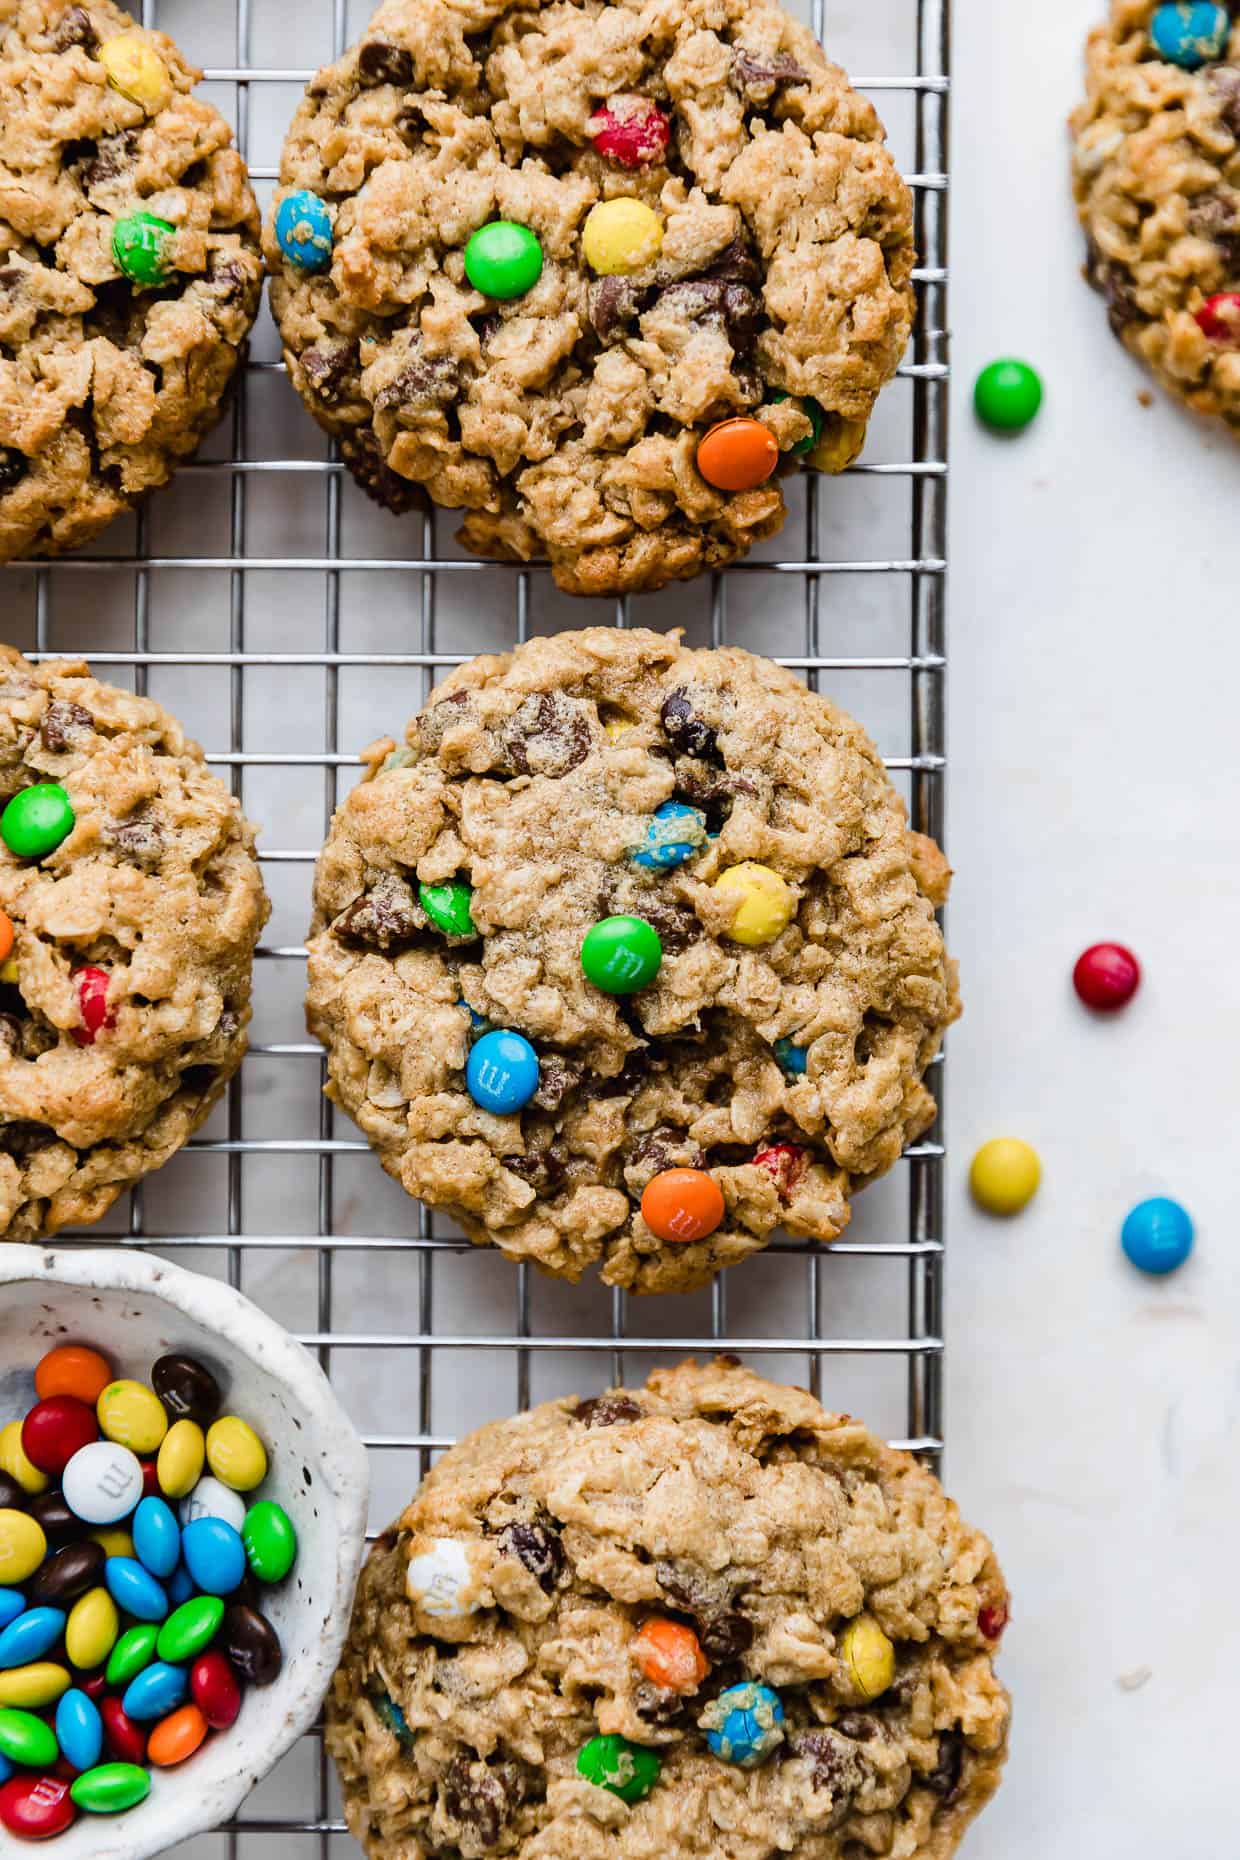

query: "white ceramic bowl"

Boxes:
[0, 1247, 369, 1860]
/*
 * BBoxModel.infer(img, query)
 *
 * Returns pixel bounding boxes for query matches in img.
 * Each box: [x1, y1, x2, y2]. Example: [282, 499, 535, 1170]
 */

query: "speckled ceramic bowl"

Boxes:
[0, 1247, 369, 1860]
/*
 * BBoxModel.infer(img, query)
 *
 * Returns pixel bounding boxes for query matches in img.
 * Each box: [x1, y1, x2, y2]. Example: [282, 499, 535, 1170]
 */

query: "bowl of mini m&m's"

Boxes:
[0, 1248, 368, 1858]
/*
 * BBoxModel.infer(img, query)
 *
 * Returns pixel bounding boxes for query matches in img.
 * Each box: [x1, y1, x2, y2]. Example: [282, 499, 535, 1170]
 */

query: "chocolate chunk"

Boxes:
[499, 692, 591, 778]
[833, 1712, 880, 1741]
[1084, 239, 1140, 337]
[302, 342, 357, 404]
[0, 449, 27, 495]
[54, 7, 98, 52]
[497, 1520, 565, 1590]
[703, 235, 764, 288]
[529, 1054, 583, 1112]
[655, 1560, 754, 1661]
[441, 1754, 526, 1847]
[207, 258, 247, 303]
[40, 700, 94, 753]
[1210, 64, 1240, 139]
[334, 871, 421, 949]
[473, 312, 503, 348]
[374, 354, 460, 415]
[655, 279, 763, 355]
[624, 1125, 706, 1193]
[74, 130, 138, 192]
[502, 1144, 567, 1192]
[358, 39, 414, 86]
[574, 1394, 643, 1427]
[110, 807, 165, 867]
[589, 274, 650, 341]
[417, 688, 472, 754]
[730, 48, 812, 104]
[660, 688, 718, 760]
[630, 895, 699, 957]
[341, 429, 427, 515]
[925, 1729, 965, 1800]
[634, 1680, 695, 1725]
[789, 1727, 865, 1814]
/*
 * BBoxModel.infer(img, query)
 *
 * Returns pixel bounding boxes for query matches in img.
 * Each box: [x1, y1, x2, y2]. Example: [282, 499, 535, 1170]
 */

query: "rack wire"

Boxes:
[3, 0, 949, 1848]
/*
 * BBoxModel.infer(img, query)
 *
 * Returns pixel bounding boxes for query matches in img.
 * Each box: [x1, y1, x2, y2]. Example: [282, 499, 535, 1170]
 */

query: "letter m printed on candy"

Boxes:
[98, 1456, 135, 1501]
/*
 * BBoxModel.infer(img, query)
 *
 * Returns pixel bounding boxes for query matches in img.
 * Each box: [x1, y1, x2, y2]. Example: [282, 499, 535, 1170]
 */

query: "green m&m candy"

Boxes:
[576, 1733, 660, 1804]
[973, 358, 1043, 433]
[580, 915, 662, 994]
[242, 1500, 298, 1583]
[0, 1706, 59, 1768]
[419, 879, 476, 939]
[1, 783, 74, 859]
[112, 211, 177, 288]
[106, 1622, 159, 1688]
[464, 221, 543, 300]
[771, 391, 824, 456]
[157, 1594, 224, 1664]
[69, 1763, 152, 1814]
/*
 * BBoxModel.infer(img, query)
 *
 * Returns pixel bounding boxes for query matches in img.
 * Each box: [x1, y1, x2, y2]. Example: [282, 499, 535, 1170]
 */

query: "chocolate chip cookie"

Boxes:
[0, 648, 269, 1238]
[327, 1358, 1011, 1860]
[0, 0, 263, 562]
[265, 0, 915, 596]
[1072, 1, 1240, 428]
[305, 628, 958, 1295]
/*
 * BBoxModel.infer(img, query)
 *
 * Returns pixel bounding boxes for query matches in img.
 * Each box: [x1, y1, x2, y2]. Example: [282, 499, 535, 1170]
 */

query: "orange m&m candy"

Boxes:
[632, 1618, 709, 1692]
[696, 417, 779, 492]
[34, 1345, 114, 1407]
[0, 912, 12, 965]
[148, 1702, 208, 1768]
[640, 1168, 725, 1243]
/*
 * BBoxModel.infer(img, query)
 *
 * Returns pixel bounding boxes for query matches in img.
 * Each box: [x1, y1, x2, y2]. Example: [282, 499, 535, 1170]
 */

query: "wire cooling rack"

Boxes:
[3, 0, 949, 1849]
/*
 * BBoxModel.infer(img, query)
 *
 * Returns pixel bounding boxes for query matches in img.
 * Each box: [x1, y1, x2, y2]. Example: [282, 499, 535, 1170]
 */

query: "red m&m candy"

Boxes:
[0, 1774, 76, 1839]
[191, 1649, 242, 1731]
[1073, 942, 1140, 1012]
[1195, 292, 1240, 342]
[752, 1143, 807, 1199]
[72, 967, 114, 1047]
[587, 99, 670, 168]
[21, 1398, 99, 1478]
[100, 1695, 148, 1766]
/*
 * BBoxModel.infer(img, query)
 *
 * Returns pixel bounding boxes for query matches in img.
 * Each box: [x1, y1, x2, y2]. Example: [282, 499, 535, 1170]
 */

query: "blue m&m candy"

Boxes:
[132, 1496, 180, 1581]
[104, 1557, 169, 1623]
[466, 1029, 539, 1114]
[1121, 1196, 1194, 1276]
[182, 1517, 246, 1597]
[55, 1688, 103, 1773]
[703, 1681, 785, 1767]
[275, 190, 334, 272]
[123, 1659, 189, 1721]
[0, 1607, 66, 1670]
[774, 1037, 808, 1076]
[167, 1561, 194, 1607]
[1150, 2, 1230, 66]
[631, 800, 708, 872]
[0, 1751, 11, 1785]
[0, 1594, 23, 1635]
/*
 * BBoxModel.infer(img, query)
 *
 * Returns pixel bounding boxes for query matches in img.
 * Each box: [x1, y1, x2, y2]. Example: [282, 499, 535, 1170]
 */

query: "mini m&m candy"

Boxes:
[113, 212, 176, 288]
[1195, 291, 1240, 341]
[190, 1650, 241, 1730]
[100, 1695, 148, 1764]
[1073, 942, 1140, 1011]
[0, 1707, 58, 1768]
[65, 1588, 119, 1670]
[582, 198, 663, 274]
[0, 1662, 71, 1710]
[577, 1732, 661, 1802]
[0, 912, 12, 965]
[969, 1137, 1041, 1216]
[581, 914, 663, 993]
[182, 1518, 246, 1597]
[148, 1702, 207, 1768]
[220, 1603, 282, 1687]
[1150, 1, 1230, 65]
[242, 1501, 298, 1584]
[133, 1497, 181, 1580]
[466, 1028, 540, 1114]
[1, 783, 74, 860]
[106, 1623, 159, 1689]
[702, 1681, 785, 1767]
[631, 1619, 708, 1692]
[1121, 1196, 1194, 1275]
[72, 966, 115, 1045]
[276, 190, 334, 272]
[105, 1557, 169, 1624]
[641, 1168, 725, 1243]
[752, 1142, 808, 1199]
[713, 862, 796, 946]
[838, 1615, 896, 1701]
[631, 800, 707, 871]
[157, 1597, 224, 1666]
[56, 1689, 104, 1773]
[464, 221, 544, 298]
[587, 100, 670, 168]
[696, 417, 779, 492]
[974, 359, 1043, 432]
[123, 1660, 188, 1722]
[29, 1543, 105, 1608]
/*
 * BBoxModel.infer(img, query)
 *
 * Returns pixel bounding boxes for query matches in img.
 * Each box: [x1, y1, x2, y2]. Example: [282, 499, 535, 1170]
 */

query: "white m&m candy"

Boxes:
[179, 1476, 247, 1534]
[61, 1441, 144, 1526]
[406, 1539, 480, 1621]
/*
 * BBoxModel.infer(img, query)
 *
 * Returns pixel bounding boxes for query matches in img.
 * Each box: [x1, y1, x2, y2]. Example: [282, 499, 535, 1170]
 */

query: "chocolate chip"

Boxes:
[574, 1395, 643, 1427]
[589, 274, 650, 341]
[302, 342, 357, 404]
[702, 235, 764, 288]
[655, 1560, 754, 1661]
[502, 1144, 567, 1192]
[628, 894, 698, 956]
[925, 1729, 965, 1800]
[473, 312, 503, 348]
[654, 279, 764, 355]
[529, 1054, 583, 1112]
[334, 871, 421, 949]
[1084, 239, 1140, 337]
[634, 1680, 695, 1725]
[789, 1727, 865, 1816]
[499, 692, 591, 778]
[54, 7, 98, 52]
[730, 48, 812, 104]
[358, 39, 414, 86]
[497, 1520, 565, 1590]
[207, 258, 247, 303]
[660, 688, 718, 760]
[1210, 64, 1240, 139]
[834, 1713, 880, 1741]
[341, 429, 427, 515]
[73, 130, 138, 192]
[441, 1754, 526, 1848]
[374, 354, 460, 415]
[624, 1125, 705, 1194]
[40, 700, 94, 754]
[109, 807, 165, 867]
[0, 450, 27, 495]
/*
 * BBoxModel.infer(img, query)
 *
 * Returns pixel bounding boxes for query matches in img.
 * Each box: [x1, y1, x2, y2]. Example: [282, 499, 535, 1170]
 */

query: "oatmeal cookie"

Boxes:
[0, 0, 263, 562]
[1072, 0, 1240, 428]
[327, 1358, 1011, 1860]
[265, 0, 915, 596]
[305, 628, 958, 1294]
[0, 647, 269, 1238]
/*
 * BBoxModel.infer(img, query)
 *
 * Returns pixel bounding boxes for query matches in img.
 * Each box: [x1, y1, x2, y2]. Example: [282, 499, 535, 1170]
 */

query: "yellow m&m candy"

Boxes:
[0, 1421, 49, 1496]
[66, 1587, 120, 1671]
[0, 1510, 47, 1585]
[969, 1137, 1041, 1216]
[99, 33, 171, 110]
[582, 198, 663, 275]
[158, 1419, 205, 1499]
[89, 1528, 134, 1560]
[98, 1380, 168, 1455]
[206, 1416, 267, 1492]
[838, 1615, 895, 1702]
[0, 1663, 70, 1710]
[713, 863, 796, 947]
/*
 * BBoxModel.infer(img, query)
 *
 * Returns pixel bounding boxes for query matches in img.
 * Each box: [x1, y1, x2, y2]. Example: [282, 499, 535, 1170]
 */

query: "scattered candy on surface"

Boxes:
[587, 100, 670, 167]
[133, 1497, 181, 1581]
[713, 862, 796, 946]
[1149, 1, 1230, 65]
[70, 1761, 152, 1814]
[112, 211, 176, 288]
[580, 914, 663, 993]
[62, 1442, 144, 1526]
[204, 1417, 267, 1494]
[973, 358, 1043, 432]
[773, 1036, 809, 1076]
[463, 221, 544, 298]
[0, 1606, 66, 1671]
[701, 1682, 785, 1767]
[182, 1517, 246, 1596]
[696, 417, 780, 491]
[466, 1028, 540, 1114]
[582, 197, 663, 274]
[98, 1381, 168, 1456]
[275, 190, 334, 272]
[838, 1615, 896, 1702]
[0, 1773, 75, 1840]
[72, 966, 115, 1046]
[1195, 290, 1240, 341]
[1073, 942, 1141, 1012]
[406, 1539, 478, 1622]
[242, 1502, 297, 1584]
[98, 33, 170, 109]
[0, 1513, 46, 1586]
[576, 1732, 661, 1802]
[631, 800, 708, 871]
[640, 1168, 726, 1244]
[65, 1588, 118, 1671]
[1121, 1195, 1194, 1275]
[0, 1421, 50, 1496]
[179, 1476, 247, 1535]
[969, 1137, 1042, 1216]
[22, 1397, 98, 1477]
[148, 1702, 208, 1768]
[631, 1618, 709, 1692]
[35, 1348, 112, 1408]
[0, 784, 75, 861]
[419, 878, 476, 939]
[56, 1689, 104, 1774]
[151, 1355, 221, 1428]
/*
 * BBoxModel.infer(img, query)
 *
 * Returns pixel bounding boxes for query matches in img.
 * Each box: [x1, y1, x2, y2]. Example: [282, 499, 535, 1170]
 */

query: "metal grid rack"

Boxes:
[3, 0, 950, 1849]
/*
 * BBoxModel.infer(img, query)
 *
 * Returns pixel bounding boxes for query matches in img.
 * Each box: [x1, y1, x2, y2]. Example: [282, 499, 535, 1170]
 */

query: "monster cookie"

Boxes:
[0, 648, 269, 1237]
[305, 628, 958, 1294]
[327, 1358, 1011, 1860]
[0, 0, 263, 562]
[1072, 0, 1240, 428]
[265, 0, 915, 596]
